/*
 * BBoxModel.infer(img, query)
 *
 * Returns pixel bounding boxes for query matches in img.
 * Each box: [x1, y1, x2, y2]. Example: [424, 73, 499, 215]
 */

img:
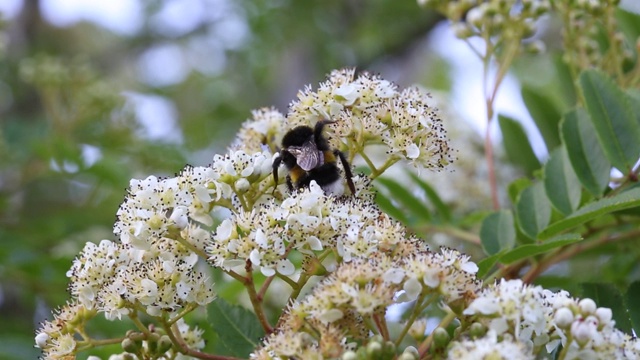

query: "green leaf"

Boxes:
[207, 298, 265, 357]
[616, 9, 640, 46]
[408, 172, 451, 222]
[579, 70, 640, 173]
[625, 281, 640, 333]
[498, 114, 541, 175]
[377, 177, 431, 223]
[477, 251, 505, 279]
[516, 182, 551, 239]
[375, 189, 410, 224]
[480, 210, 516, 255]
[499, 233, 582, 264]
[627, 89, 640, 128]
[561, 109, 611, 197]
[521, 86, 562, 151]
[581, 283, 633, 334]
[539, 187, 640, 239]
[508, 178, 532, 205]
[544, 147, 581, 215]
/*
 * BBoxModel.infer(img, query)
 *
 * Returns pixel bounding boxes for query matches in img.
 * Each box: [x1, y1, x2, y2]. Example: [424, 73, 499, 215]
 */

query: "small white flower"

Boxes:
[306, 236, 323, 251]
[422, 268, 440, 288]
[554, 307, 574, 328]
[318, 308, 344, 323]
[235, 177, 250, 192]
[35, 332, 49, 348]
[139, 278, 158, 305]
[170, 206, 189, 229]
[259, 267, 275, 278]
[249, 249, 262, 266]
[460, 261, 479, 274]
[255, 229, 268, 248]
[464, 297, 501, 315]
[571, 317, 598, 345]
[334, 83, 359, 106]
[405, 143, 420, 159]
[579, 298, 597, 314]
[277, 259, 295, 275]
[595, 307, 612, 325]
[215, 219, 234, 241]
[402, 277, 422, 301]
[383, 268, 405, 284]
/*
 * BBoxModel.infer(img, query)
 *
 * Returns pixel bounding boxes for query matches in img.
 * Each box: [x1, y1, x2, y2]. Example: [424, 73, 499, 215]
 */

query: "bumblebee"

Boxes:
[273, 120, 356, 195]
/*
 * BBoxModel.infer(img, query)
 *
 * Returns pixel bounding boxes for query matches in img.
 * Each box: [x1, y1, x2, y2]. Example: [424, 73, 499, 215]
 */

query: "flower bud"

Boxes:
[121, 338, 140, 353]
[452, 22, 474, 39]
[366, 340, 383, 356]
[398, 347, 419, 360]
[595, 307, 612, 325]
[35, 332, 49, 349]
[234, 178, 250, 193]
[469, 322, 487, 338]
[157, 335, 173, 354]
[554, 307, 574, 328]
[341, 350, 358, 360]
[579, 298, 597, 315]
[432, 327, 451, 349]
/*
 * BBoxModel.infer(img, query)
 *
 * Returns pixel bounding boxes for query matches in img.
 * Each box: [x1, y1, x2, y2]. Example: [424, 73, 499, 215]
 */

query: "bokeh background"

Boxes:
[1, 1, 639, 359]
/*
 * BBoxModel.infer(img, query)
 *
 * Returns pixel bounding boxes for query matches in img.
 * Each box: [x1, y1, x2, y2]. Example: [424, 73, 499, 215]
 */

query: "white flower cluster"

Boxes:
[288, 69, 453, 171]
[67, 239, 215, 318]
[114, 151, 273, 253]
[461, 279, 640, 359]
[447, 330, 533, 360]
[35, 300, 207, 359]
[252, 248, 481, 359]
[36, 150, 276, 357]
[207, 181, 407, 276]
[36, 68, 457, 359]
[231, 69, 454, 176]
[230, 107, 286, 154]
[114, 166, 218, 253]
[419, 0, 549, 56]
[35, 302, 88, 359]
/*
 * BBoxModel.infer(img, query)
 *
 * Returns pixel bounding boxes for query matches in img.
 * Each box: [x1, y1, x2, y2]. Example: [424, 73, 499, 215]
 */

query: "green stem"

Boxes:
[161, 318, 243, 360]
[395, 293, 437, 347]
[373, 312, 390, 341]
[276, 272, 298, 289]
[223, 268, 273, 333]
[168, 303, 198, 326]
[129, 312, 151, 335]
[244, 268, 274, 334]
[359, 150, 379, 176]
[258, 275, 275, 301]
[418, 310, 457, 357]
[76, 336, 126, 352]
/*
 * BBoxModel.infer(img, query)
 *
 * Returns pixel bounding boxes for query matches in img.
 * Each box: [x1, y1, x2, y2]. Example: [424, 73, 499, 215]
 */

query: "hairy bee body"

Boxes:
[273, 120, 355, 196]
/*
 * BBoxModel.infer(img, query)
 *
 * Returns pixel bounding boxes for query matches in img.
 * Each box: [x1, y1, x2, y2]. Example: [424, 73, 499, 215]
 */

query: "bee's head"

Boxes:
[281, 125, 314, 148]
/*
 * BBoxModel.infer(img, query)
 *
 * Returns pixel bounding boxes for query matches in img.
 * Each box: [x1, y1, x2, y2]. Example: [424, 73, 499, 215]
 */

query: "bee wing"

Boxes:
[289, 139, 324, 171]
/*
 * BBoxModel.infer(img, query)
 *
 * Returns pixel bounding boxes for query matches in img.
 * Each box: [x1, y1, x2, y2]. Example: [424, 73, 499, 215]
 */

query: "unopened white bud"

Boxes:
[554, 307, 574, 328]
[579, 298, 597, 315]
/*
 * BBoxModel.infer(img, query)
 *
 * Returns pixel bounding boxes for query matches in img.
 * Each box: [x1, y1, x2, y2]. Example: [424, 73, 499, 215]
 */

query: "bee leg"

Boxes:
[334, 150, 356, 195]
[272, 154, 283, 193]
[286, 176, 294, 192]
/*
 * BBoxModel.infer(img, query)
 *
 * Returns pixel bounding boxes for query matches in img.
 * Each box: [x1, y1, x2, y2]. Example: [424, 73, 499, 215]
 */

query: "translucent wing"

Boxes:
[288, 138, 324, 171]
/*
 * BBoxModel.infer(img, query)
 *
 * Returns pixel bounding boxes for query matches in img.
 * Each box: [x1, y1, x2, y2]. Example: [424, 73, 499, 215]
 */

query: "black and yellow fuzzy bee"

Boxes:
[272, 119, 356, 196]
